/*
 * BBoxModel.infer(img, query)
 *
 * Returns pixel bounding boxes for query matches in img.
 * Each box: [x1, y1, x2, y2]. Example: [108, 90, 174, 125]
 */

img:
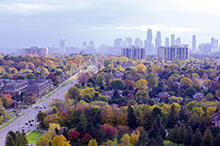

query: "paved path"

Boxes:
[0, 66, 98, 145]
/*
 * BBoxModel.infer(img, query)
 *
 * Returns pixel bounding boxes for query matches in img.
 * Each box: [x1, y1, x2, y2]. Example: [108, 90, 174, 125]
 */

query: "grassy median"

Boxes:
[26, 130, 44, 145]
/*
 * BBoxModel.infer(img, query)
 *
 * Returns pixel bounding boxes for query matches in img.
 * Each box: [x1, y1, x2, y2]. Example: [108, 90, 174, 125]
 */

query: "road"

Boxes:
[0, 66, 98, 145]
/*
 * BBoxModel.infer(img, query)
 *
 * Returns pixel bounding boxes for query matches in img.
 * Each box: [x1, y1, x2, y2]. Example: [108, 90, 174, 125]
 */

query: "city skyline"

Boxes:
[1, 0, 220, 49]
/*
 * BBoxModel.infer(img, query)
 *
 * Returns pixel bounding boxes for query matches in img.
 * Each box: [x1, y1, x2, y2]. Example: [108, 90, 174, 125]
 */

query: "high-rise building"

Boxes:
[145, 29, 153, 54]
[199, 43, 211, 53]
[135, 38, 141, 47]
[171, 34, 175, 46]
[211, 37, 215, 50]
[126, 37, 133, 47]
[155, 31, 162, 51]
[165, 37, 169, 47]
[175, 37, 181, 46]
[121, 46, 145, 60]
[214, 39, 219, 51]
[21, 46, 48, 56]
[157, 46, 189, 60]
[59, 39, 67, 53]
[114, 38, 122, 47]
[192, 35, 196, 51]
[89, 40, 95, 49]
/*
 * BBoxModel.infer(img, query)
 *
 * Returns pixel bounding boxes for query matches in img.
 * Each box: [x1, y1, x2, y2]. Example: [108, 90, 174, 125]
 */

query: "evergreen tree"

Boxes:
[147, 137, 158, 146]
[156, 115, 166, 139]
[176, 124, 186, 144]
[128, 84, 134, 90]
[167, 104, 178, 128]
[199, 121, 207, 136]
[201, 129, 213, 146]
[170, 125, 178, 144]
[192, 128, 202, 146]
[212, 127, 220, 139]
[5, 136, 15, 146]
[127, 105, 138, 129]
[136, 134, 149, 146]
[156, 135, 164, 146]
[214, 133, 220, 146]
[184, 126, 193, 146]
[178, 105, 188, 122]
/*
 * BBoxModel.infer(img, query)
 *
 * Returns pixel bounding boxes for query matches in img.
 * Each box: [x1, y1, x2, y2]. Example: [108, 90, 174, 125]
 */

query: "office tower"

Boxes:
[89, 40, 95, 49]
[199, 43, 211, 53]
[82, 41, 87, 47]
[175, 37, 181, 46]
[165, 37, 169, 47]
[171, 34, 175, 46]
[157, 46, 189, 60]
[114, 38, 122, 47]
[155, 31, 162, 50]
[214, 39, 218, 51]
[211, 37, 215, 50]
[192, 35, 196, 51]
[126, 37, 133, 47]
[121, 46, 145, 60]
[59, 39, 67, 52]
[135, 38, 141, 47]
[140, 40, 143, 47]
[145, 29, 153, 54]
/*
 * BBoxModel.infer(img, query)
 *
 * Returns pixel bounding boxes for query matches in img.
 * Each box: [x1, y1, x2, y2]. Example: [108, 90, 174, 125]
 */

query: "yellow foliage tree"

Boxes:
[203, 79, 212, 87]
[79, 87, 95, 99]
[130, 130, 140, 145]
[87, 139, 98, 146]
[135, 79, 147, 89]
[51, 135, 71, 146]
[192, 107, 205, 120]
[136, 64, 146, 72]
[37, 132, 52, 146]
[205, 106, 216, 121]
[118, 133, 132, 146]
[48, 123, 60, 137]
[105, 140, 113, 146]
[180, 77, 193, 86]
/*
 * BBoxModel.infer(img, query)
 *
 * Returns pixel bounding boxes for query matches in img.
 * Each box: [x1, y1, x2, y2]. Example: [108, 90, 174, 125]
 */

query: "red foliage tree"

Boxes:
[48, 72, 55, 79]
[68, 131, 80, 142]
[124, 79, 135, 88]
[81, 133, 92, 143]
[101, 124, 117, 137]
[77, 73, 88, 84]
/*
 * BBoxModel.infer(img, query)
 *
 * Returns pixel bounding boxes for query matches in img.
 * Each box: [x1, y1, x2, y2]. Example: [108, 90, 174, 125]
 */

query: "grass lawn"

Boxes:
[26, 130, 44, 145]
[164, 140, 184, 146]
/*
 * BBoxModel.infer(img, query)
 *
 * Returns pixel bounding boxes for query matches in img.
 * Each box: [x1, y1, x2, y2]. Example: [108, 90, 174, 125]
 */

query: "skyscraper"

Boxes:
[214, 39, 218, 51]
[211, 37, 215, 50]
[89, 40, 95, 49]
[192, 35, 196, 51]
[171, 34, 175, 46]
[155, 31, 162, 50]
[135, 38, 141, 47]
[126, 37, 133, 47]
[165, 37, 169, 47]
[175, 37, 181, 46]
[114, 38, 122, 47]
[59, 39, 67, 53]
[145, 29, 153, 54]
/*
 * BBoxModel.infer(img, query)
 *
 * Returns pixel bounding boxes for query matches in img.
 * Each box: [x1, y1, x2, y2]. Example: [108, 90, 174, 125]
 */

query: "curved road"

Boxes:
[0, 66, 98, 145]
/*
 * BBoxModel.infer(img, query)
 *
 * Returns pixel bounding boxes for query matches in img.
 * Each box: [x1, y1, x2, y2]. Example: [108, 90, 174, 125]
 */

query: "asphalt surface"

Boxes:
[0, 66, 98, 145]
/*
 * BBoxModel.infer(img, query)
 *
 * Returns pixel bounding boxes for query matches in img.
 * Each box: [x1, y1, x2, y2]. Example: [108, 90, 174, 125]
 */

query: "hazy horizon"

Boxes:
[1, 0, 220, 49]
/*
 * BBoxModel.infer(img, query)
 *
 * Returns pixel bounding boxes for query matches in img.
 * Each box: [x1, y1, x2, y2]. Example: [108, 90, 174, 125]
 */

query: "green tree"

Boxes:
[184, 126, 193, 146]
[110, 79, 125, 90]
[26, 73, 36, 79]
[192, 128, 202, 146]
[147, 137, 158, 146]
[201, 129, 213, 146]
[170, 125, 178, 144]
[67, 86, 79, 99]
[96, 74, 105, 86]
[5, 131, 28, 146]
[146, 73, 158, 88]
[37, 110, 46, 128]
[214, 133, 220, 146]
[167, 104, 178, 128]
[176, 124, 186, 144]
[185, 87, 196, 98]
[127, 105, 137, 129]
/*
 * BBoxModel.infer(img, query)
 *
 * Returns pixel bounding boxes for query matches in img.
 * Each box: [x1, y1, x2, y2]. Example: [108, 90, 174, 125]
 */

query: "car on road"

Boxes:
[21, 126, 25, 132]
[31, 118, 34, 122]
[25, 122, 28, 125]
[29, 119, 31, 123]
[36, 106, 38, 109]
[30, 123, 33, 126]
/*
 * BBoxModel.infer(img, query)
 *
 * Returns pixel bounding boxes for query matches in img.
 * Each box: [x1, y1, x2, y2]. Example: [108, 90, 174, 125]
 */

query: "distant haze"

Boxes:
[0, 0, 220, 49]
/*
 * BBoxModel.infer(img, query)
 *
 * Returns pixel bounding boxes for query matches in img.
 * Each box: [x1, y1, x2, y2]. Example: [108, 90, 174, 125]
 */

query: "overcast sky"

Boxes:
[1, 0, 220, 49]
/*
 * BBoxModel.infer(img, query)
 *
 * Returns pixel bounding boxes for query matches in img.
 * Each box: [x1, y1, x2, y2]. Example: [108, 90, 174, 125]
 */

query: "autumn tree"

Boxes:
[37, 132, 52, 146]
[51, 135, 71, 146]
[96, 74, 105, 86]
[130, 130, 140, 145]
[135, 79, 148, 89]
[146, 73, 158, 88]
[43, 114, 59, 128]
[87, 139, 98, 146]
[205, 106, 216, 121]
[79, 87, 95, 100]
[180, 77, 193, 87]
[136, 64, 146, 72]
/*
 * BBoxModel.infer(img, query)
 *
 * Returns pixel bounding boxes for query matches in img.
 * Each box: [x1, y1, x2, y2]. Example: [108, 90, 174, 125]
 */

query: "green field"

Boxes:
[26, 130, 44, 145]
[164, 140, 184, 146]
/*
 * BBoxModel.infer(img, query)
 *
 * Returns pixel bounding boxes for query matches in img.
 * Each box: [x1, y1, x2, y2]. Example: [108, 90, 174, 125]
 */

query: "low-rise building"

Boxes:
[121, 46, 145, 60]
[3, 80, 28, 96]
